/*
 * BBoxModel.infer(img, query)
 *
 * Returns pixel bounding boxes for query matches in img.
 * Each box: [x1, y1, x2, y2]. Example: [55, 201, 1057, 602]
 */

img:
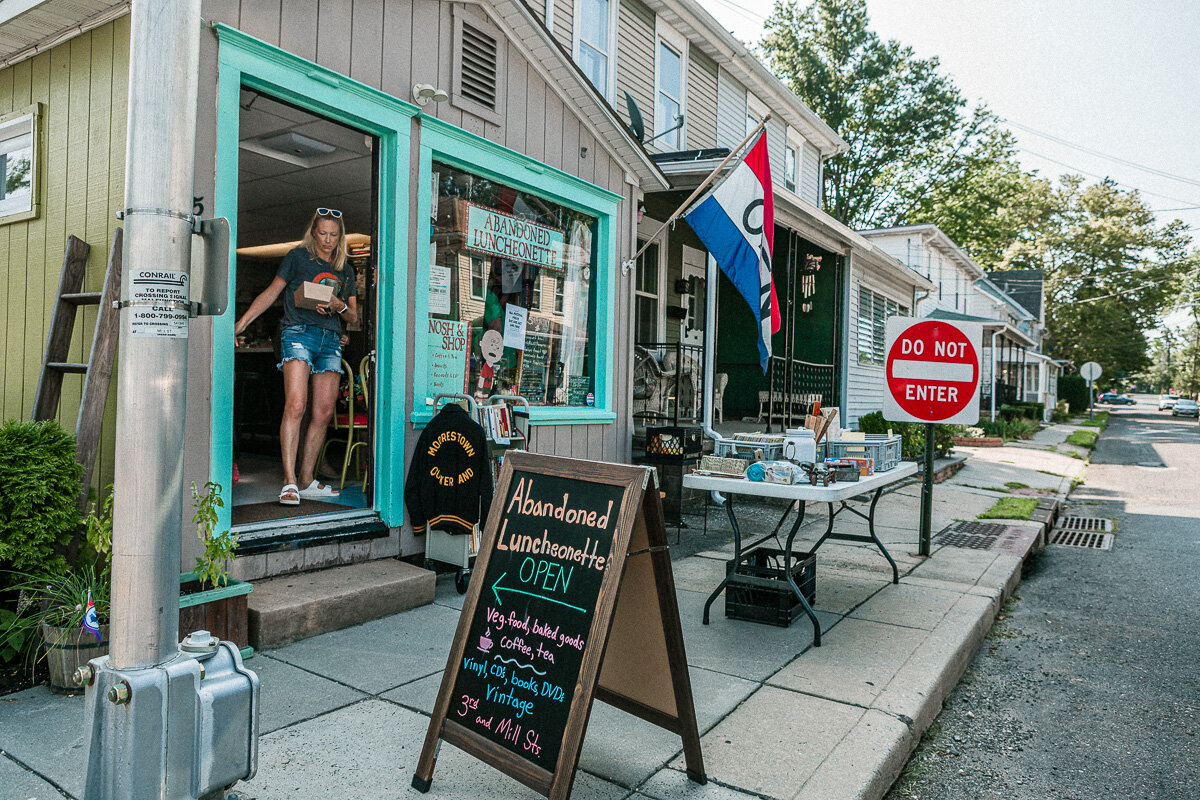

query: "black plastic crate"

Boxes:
[724, 548, 816, 627]
[644, 425, 703, 461]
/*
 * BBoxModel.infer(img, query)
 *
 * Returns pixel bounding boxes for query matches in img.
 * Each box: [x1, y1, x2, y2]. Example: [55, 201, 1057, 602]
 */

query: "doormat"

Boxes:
[233, 499, 346, 526]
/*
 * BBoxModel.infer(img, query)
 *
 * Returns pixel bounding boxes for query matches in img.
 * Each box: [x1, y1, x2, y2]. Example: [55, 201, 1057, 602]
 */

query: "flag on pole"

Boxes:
[683, 131, 779, 372]
[82, 590, 102, 643]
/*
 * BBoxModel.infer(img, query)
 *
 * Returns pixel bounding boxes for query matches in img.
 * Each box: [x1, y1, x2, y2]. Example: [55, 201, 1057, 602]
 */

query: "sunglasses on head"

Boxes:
[316, 208, 342, 219]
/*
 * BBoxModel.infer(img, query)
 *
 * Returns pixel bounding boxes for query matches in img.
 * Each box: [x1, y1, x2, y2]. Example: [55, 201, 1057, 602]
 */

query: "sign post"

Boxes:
[414, 452, 705, 800]
[1081, 361, 1102, 421]
[883, 318, 982, 556]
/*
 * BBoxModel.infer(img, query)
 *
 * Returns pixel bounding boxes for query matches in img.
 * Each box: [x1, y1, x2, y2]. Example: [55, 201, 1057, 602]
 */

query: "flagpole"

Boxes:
[624, 114, 771, 271]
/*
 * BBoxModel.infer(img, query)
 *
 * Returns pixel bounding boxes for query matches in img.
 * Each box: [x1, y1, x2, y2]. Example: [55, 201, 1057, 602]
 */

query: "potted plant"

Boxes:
[179, 481, 253, 655]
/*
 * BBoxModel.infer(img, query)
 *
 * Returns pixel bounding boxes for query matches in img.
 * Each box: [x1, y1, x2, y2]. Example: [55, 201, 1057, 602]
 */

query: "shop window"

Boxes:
[655, 35, 685, 150]
[0, 106, 39, 224]
[634, 240, 660, 343]
[857, 286, 907, 366]
[575, 0, 614, 98]
[429, 161, 598, 407]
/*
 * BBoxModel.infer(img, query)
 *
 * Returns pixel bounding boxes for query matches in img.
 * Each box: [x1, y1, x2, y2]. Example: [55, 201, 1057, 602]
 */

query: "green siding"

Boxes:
[0, 17, 130, 498]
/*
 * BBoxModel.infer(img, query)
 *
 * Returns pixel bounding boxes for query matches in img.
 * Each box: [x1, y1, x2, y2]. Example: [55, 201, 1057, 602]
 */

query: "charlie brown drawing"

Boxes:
[475, 328, 504, 399]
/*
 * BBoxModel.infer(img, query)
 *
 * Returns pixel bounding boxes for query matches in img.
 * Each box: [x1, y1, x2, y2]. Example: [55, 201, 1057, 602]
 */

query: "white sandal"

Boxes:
[279, 483, 300, 506]
[299, 480, 339, 499]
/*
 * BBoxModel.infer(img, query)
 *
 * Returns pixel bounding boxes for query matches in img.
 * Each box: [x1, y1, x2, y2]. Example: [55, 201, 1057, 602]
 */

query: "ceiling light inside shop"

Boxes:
[241, 131, 338, 167]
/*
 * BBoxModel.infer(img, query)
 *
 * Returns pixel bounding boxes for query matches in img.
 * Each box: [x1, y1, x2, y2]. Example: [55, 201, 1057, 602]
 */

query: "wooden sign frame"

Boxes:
[413, 452, 705, 800]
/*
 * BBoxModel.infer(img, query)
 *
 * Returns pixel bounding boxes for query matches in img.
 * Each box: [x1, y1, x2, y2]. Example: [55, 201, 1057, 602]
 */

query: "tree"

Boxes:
[1000, 177, 1192, 376]
[761, 0, 965, 228]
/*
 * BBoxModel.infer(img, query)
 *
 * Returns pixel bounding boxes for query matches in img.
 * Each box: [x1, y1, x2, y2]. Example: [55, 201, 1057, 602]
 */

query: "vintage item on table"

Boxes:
[825, 460, 861, 482]
[783, 427, 816, 463]
[293, 280, 334, 309]
[837, 456, 874, 476]
[826, 433, 901, 473]
[804, 407, 839, 444]
[715, 432, 785, 461]
[698, 454, 749, 477]
[763, 461, 803, 485]
[645, 425, 703, 461]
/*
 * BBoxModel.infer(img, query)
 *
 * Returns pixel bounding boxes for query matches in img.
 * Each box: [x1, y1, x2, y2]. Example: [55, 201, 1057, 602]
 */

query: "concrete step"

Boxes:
[248, 558, 435, 649]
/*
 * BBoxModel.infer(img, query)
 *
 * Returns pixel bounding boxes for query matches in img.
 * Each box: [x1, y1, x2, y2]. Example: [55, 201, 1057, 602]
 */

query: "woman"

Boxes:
[234, 208, 358, 505]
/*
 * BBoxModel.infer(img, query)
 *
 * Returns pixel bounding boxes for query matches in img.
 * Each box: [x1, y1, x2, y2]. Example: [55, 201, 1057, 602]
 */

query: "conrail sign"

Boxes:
[883, 318, 982, 425]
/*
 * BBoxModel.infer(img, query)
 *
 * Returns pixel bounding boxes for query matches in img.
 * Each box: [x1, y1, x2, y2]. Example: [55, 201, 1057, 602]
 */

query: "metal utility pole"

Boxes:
[108, 0, 201, 669]
[81, 3, 258, 798]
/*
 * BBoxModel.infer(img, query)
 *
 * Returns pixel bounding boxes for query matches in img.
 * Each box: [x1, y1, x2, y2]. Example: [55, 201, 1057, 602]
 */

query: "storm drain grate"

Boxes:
[932, 521, 1009, 550]
[1048, 529, 1114, 550]
[1055, 515, 1113, 532]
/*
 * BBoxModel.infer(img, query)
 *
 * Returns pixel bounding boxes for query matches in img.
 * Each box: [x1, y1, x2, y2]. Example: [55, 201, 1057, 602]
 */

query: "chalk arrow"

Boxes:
[490, 571, 587, 613]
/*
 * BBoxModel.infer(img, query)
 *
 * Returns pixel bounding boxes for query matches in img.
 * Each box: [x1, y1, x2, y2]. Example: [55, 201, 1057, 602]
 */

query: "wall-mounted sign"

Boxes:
[427, 318, 469, 397]
[466, 203, 565, 273]
[414, 453, 705, 800]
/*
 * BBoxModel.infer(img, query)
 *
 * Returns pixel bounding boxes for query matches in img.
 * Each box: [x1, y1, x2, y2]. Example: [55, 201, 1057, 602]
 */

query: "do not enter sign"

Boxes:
[883, 318, 982, 425]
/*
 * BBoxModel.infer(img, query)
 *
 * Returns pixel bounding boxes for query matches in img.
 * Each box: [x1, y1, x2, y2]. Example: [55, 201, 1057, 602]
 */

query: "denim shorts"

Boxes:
[278, 324, 343, 374]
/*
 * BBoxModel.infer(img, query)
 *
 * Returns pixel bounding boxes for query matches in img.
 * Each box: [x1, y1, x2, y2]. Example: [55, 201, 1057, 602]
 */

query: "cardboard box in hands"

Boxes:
[294, 281, 334, 310]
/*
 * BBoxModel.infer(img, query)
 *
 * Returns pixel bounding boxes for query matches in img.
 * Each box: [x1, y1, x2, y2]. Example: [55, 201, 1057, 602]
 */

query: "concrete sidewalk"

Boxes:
[0, 432, 1087, 800]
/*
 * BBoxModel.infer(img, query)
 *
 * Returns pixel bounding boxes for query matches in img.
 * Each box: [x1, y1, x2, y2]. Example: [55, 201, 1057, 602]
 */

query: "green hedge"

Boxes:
[1059, 374, 1090, 415]
[0, 419, 82, 591]
[856, 411, 956, 460]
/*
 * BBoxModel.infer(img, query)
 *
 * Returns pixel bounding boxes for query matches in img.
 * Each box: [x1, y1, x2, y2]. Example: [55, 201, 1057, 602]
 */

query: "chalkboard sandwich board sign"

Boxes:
[413, 451, 705, 800]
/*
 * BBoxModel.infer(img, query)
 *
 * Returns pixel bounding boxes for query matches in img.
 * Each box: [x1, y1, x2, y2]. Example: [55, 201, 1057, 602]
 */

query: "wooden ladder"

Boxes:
[31, 230, 123, 504]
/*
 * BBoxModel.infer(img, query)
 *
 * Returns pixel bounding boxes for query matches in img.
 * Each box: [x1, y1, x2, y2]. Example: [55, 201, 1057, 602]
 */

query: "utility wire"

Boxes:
[1006, 119, 1200, 190]
[710, 0, 768, 25]
[1019, 147, 1200, 208]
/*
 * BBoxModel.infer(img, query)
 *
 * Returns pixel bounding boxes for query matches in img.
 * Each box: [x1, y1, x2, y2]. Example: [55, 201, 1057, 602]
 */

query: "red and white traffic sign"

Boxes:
[883, 318, 982, 425]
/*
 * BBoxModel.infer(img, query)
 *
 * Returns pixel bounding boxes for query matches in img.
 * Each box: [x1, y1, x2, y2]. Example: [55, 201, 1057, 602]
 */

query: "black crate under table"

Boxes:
[725, 547, 816, 628]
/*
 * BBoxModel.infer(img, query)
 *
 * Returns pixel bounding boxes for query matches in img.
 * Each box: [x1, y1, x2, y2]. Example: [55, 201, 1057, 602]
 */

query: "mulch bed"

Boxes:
[0, 658, 46, 697]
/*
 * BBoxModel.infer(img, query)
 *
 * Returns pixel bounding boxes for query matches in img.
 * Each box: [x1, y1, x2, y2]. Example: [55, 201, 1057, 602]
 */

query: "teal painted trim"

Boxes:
[413, 117, 620, 425]
[178, 572, 253, 608]
[409, 408, 616, 428]
[419, 115, 621, 209]
[211, 27, 413, 531]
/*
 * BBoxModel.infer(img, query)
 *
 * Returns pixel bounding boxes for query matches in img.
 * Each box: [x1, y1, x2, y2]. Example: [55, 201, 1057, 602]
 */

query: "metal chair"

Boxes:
[318, 356, 370, 492]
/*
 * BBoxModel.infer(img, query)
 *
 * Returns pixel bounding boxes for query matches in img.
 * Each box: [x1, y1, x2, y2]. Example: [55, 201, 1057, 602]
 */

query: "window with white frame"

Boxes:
[0, 107, 38, 223]
[746, 94, 768, 137]
[857, 286, 908, 366]
[634, 239, 661, 343]
[784, 144, 797, 192]
[654, 24, 686, 150]
[575, 0, 615, 98]
[469, 254, 486, 299]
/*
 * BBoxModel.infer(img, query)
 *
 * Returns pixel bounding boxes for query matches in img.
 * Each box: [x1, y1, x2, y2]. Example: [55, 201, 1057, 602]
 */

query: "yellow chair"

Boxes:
[318, 357, 370, 492]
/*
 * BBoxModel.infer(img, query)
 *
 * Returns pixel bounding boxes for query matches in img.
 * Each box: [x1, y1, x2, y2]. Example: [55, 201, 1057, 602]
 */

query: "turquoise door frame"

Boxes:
[212, 25, 417, 530]
[410, 117, 622, 427]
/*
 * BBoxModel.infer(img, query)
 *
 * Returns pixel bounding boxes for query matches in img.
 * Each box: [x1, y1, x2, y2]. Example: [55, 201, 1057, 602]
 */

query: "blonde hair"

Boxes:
[300, 210, 348, 271]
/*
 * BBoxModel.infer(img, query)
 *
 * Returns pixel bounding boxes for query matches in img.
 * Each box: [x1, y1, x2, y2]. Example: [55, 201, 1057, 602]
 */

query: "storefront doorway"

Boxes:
[231, 89, 377, 526]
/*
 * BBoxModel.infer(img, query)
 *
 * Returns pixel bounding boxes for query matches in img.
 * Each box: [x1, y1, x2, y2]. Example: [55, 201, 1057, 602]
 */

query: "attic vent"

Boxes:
[460, 22, 498, 110]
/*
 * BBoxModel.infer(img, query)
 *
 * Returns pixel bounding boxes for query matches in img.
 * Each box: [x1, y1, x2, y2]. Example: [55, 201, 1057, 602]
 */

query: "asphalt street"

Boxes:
[886, 396, 1200, 800]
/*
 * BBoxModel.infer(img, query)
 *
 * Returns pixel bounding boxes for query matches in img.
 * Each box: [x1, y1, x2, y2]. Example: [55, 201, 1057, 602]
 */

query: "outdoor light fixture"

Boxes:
[412, 83, 450, 106]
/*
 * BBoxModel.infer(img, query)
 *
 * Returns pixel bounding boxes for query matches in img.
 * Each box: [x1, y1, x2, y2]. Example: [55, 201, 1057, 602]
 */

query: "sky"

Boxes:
[706, 0, 1200, 330]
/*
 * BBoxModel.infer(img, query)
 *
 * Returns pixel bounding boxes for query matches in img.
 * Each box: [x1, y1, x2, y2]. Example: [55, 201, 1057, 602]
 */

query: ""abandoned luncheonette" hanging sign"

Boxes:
[465, 203, 565, 272]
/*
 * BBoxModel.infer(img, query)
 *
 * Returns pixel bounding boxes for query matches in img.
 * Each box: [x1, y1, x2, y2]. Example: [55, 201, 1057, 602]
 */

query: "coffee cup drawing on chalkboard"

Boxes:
[478, 628, 494, 653]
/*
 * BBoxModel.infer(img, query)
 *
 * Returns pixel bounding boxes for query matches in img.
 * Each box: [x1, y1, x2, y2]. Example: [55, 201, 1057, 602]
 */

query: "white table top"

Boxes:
[683, 462, 918, 502]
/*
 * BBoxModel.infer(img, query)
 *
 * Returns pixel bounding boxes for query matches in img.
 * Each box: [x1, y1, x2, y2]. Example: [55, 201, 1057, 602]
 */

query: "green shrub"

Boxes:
[0, 419, 83, 589]
[1059, 374, 1090, 414]
[856, 412, 958, 460]
[979, 416, 1040, 441]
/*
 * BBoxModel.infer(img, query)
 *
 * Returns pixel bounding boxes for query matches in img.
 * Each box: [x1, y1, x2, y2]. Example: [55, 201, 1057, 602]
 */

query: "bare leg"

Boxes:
[280, 360, 312, 488]
[298, 370, 341, 490]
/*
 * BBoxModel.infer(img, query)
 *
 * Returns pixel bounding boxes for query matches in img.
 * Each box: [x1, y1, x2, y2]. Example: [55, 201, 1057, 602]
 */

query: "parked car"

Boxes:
[1158, 394, 1179, 410]
[1098, 393, 1135, 405]
[1171, 399, 1199, 418]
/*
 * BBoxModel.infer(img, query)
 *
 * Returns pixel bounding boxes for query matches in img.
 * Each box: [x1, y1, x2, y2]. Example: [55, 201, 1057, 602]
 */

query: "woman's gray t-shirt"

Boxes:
[276, 247, 355, 332]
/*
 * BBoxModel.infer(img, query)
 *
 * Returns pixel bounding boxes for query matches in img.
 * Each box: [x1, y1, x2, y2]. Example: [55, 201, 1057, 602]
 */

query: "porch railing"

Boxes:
[633, 341, 706, 427]
[762, 355, 836, 430]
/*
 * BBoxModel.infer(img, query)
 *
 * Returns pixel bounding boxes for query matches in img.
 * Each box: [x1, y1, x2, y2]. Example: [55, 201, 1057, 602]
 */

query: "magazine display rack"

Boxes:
[424, 393, 530, 593]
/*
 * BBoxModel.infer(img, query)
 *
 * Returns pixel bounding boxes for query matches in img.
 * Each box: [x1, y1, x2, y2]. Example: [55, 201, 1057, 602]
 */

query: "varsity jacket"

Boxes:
[404, 403, 493, 537]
